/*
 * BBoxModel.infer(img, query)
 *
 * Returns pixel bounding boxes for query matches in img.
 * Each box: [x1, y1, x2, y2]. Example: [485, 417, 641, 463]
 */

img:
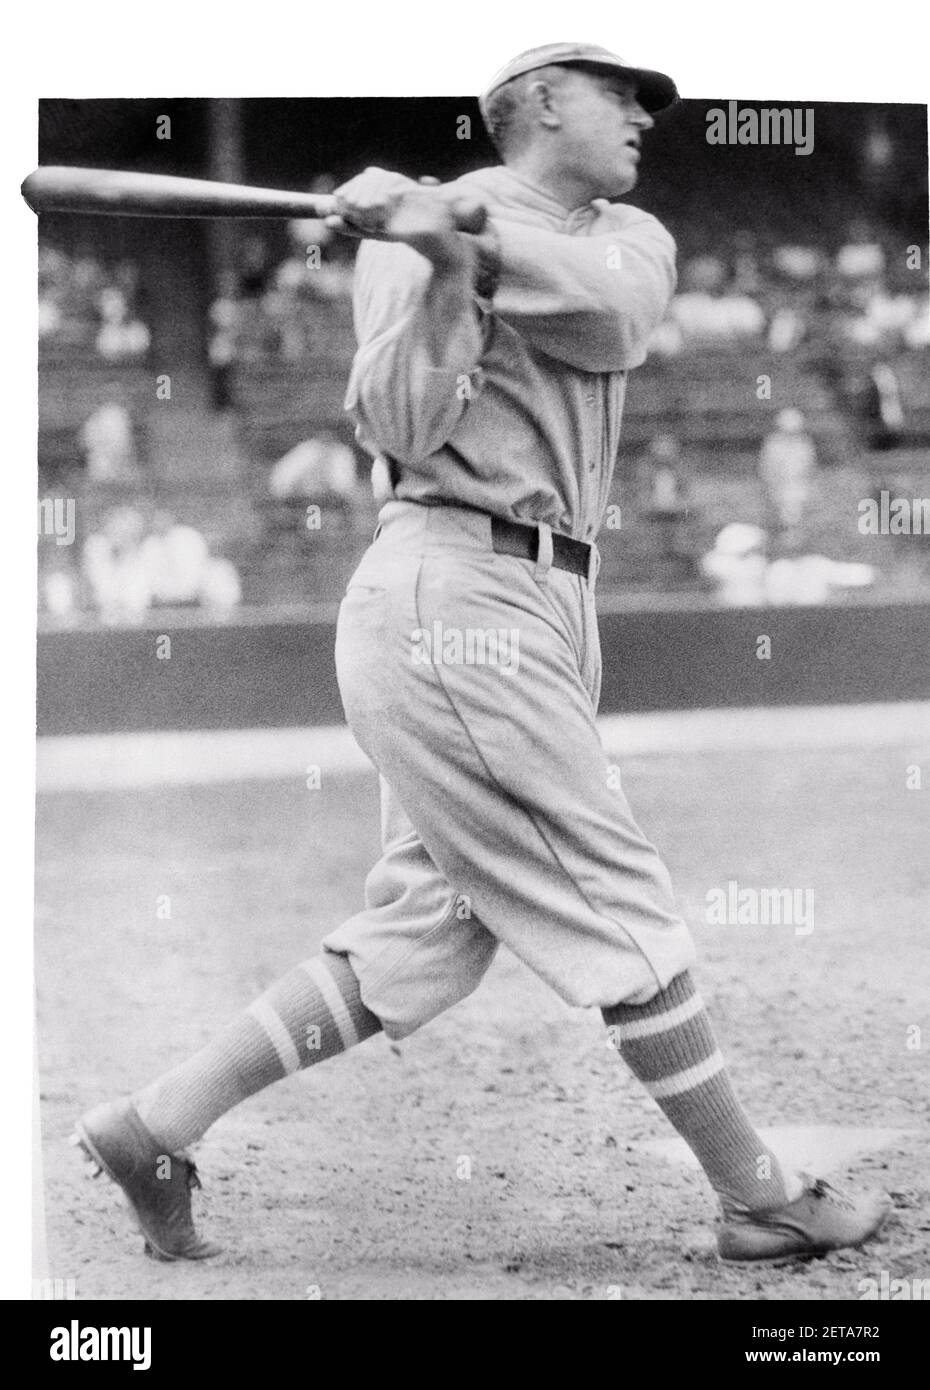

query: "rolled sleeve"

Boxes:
[489, 209, 677, 373]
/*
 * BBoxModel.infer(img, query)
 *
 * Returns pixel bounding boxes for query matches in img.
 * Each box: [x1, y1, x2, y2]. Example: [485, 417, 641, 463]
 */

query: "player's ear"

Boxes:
[526, 78, 562, 132]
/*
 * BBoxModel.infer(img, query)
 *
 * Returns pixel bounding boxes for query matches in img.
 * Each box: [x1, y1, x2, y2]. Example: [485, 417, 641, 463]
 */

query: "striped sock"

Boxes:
[134, 953, 381, 1152]
[603, 971, 790, 1212]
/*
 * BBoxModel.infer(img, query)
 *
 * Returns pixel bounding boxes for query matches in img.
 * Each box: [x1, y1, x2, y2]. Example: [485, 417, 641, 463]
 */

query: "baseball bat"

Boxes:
[21, 166, 340, 219]
[20, 166, 488, 231]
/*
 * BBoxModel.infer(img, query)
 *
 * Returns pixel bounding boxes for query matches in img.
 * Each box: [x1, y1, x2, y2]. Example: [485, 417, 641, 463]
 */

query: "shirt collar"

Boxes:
[494, 166, 575, 215]
[476, 164, 603, 224]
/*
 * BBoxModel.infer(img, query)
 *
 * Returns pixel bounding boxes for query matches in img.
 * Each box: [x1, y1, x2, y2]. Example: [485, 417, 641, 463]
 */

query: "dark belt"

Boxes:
[491, 516, 592, 578]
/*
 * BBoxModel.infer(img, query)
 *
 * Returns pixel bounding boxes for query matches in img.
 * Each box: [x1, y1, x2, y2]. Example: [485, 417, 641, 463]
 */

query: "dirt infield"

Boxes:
[36, 735, 929, 1300]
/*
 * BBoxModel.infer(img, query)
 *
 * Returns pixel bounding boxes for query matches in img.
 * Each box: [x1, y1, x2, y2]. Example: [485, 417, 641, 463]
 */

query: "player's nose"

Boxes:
[629, 100, 654, 131]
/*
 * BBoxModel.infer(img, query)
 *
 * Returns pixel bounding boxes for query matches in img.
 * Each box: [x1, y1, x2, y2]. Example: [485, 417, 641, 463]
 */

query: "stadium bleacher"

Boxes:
[36, 198, 929, 621]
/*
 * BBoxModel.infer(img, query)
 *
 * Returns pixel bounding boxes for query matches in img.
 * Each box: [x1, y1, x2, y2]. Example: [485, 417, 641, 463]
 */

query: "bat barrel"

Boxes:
[21, 167, 337, 219]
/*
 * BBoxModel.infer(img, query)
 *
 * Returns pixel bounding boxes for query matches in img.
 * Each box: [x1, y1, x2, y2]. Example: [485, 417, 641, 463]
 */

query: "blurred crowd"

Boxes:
[39, 248, 151, 359]
[205, 216, 927, 366]
[633, 411, 889, 606]
[41, 507, 242, 624]
[699, 522, 874, 607]
[40, 213, 927, 372]
[208, 176, 355, 379]
[37, 202, 928, 620]
[649, 223, 929, 357]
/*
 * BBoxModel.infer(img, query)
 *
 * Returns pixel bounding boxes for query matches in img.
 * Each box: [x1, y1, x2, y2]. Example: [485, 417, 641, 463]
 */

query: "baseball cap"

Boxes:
[479, 42, 679, 125]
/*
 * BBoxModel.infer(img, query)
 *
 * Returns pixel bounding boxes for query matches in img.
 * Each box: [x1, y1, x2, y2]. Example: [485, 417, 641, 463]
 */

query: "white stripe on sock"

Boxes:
[615, 992, 705, 1041]
[299, 959, 361, 1053]
[246, 998, 302, 1076]
[647, 1050, 727, 1099]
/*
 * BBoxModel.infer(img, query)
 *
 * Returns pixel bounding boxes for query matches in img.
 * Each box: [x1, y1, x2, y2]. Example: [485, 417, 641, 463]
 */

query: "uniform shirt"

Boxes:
[346, 164, 677, 542]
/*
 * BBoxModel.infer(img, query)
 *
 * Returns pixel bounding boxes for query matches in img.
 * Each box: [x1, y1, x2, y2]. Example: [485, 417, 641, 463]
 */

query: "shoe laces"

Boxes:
[808, 1176, 856, 1212]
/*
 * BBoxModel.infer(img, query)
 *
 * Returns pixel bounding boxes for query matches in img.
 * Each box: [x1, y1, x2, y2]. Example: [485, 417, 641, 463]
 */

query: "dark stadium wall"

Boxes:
[36, 600, 930, 735]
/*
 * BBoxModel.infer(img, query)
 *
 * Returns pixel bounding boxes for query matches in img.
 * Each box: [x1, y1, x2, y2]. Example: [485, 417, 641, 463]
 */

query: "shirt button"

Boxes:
[588, 461, 596, 472]
[585, 392, 596, 405]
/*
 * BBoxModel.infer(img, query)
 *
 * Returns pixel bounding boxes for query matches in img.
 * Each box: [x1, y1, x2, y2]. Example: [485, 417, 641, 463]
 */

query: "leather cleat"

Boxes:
[718, 1174, 891, 1263]
[73, 1098, 222, 1261]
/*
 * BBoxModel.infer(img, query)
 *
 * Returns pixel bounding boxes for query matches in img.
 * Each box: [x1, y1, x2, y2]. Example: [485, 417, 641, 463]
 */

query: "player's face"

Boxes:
[556, 72, 654, 198]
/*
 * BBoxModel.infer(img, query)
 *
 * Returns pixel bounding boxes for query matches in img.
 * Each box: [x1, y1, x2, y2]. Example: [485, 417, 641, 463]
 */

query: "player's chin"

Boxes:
[604, 161, 639, 198]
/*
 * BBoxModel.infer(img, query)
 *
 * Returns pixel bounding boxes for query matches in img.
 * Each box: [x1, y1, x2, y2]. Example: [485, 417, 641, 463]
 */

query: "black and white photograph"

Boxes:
[9, 0, 929, 1335]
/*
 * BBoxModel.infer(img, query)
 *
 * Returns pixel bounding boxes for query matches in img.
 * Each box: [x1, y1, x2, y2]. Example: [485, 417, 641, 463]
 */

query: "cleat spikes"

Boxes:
[70, 1131, 106, 1179]
[70, 1132, 104, 1177]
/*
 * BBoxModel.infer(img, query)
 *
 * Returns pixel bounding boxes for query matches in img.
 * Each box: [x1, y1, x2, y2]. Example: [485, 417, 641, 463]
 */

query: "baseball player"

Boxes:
[74, 42, 889, 1267]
